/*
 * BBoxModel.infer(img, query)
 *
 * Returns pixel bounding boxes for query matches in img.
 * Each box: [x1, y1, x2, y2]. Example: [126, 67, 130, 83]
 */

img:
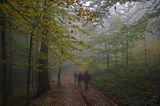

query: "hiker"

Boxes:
[83, 70, 91, 91]
[73, 70, 78, 85]
[78, 71, 83, 88]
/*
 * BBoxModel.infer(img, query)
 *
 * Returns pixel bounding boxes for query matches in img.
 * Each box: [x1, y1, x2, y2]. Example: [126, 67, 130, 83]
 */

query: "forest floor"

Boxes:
[32, 71, 118, 106]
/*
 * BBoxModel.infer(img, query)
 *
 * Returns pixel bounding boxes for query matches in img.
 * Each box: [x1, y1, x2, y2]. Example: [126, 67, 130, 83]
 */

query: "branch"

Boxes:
[5, 0, 33, 25]
[147, 31, 160, 39]
[5, 0, 52, 33]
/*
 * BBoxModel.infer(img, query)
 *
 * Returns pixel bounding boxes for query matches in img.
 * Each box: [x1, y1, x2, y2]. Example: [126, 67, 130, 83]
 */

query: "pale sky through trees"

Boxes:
[83, 0, 154, 28]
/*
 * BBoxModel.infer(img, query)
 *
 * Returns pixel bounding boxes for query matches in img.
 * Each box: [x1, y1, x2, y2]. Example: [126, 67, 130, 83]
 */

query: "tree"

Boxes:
[0, 7, 7, 106]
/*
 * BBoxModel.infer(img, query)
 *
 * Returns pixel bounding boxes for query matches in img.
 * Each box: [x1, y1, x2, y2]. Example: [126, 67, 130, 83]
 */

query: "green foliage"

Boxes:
[87, 55, 160, 105]
[84, 5, 160, 105]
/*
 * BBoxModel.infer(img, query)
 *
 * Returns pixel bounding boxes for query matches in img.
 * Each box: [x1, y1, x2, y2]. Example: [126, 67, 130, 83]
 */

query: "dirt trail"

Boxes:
[61, 72, 87, 106]
[60, 72, 118, 106]
[32, 71, 118, 106]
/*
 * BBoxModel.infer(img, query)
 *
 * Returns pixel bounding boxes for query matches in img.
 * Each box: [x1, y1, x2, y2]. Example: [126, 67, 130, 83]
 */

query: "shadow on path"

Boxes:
[32, 71, 118, 106]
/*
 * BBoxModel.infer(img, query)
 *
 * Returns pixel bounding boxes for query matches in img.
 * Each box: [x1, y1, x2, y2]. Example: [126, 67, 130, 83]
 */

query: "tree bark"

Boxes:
[26, 31, 34, 106]
[126, 31, 129, 70]
[115, 44, 118, 71]
[8, 22, 12, 94]
[37, 42, 50, 94]
[107, 46, 110, 71]
[1, 9, 7, 106]
[57, 61, 61, 86]
[34, 0, 50, 96]
[144, 34, 147, 66]
[105, 42, 110, 71]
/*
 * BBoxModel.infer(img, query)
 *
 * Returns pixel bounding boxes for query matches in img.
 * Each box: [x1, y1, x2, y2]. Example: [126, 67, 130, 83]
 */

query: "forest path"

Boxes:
[60, 71, 118, 106]
[32, 70, 118, 106]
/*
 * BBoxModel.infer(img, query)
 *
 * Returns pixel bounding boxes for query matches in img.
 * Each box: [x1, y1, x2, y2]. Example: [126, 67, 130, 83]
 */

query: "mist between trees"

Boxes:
[0, 0, 160, 106]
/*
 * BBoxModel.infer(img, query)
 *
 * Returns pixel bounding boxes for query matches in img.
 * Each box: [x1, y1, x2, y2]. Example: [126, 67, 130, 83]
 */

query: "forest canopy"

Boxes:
[0, 0, 160, 106]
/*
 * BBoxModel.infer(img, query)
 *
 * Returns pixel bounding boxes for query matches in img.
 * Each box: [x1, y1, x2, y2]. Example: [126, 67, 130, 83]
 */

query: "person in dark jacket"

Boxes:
[77, 71, 83, 88]
[83, 70, 91, 91]
[73, 70, 78, 85]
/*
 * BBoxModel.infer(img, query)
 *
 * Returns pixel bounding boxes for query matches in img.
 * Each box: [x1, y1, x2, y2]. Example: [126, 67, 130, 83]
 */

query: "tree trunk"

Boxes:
[8, 23, 12, 94]
[26, 31, 34, 106]
[35, 0, 50, 96]
[57, 35, 63, 87]
[105, 42, 110, 71]
[107, 46, 110, 71]
[115, 44, 118, 71]
[144, 34, 147, 66]
[9, 32, 12, 94]
[1, 9, 7, 106]
[57, 61, 61, 86]
[126, 32, 129, 70]
[37, 42, 50, 95]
